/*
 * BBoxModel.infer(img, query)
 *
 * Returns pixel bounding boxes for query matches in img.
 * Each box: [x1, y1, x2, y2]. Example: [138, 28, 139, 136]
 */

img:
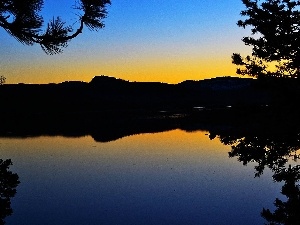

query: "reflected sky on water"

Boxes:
[0, 129, 282, 225]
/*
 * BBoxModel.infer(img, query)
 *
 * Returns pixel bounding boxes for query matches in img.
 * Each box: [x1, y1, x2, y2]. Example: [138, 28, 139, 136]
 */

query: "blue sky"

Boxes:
[0, 0, 251, 84]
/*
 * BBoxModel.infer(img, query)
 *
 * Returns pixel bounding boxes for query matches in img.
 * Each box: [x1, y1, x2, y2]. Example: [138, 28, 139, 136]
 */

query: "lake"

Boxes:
[2, 117, 297, 225]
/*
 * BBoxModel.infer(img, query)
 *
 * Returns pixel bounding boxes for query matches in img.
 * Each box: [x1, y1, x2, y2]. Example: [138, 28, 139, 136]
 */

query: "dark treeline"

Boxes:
[2, 74, 300, 142]
[2, 75, 298, 114]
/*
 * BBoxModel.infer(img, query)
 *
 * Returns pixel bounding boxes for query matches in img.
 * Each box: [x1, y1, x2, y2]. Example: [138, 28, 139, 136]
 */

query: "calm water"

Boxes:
[0, 128, 294, 225]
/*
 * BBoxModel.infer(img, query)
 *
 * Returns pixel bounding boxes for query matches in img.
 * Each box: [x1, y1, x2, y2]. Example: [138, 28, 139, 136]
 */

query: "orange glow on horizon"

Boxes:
[3, 55, 238, 84]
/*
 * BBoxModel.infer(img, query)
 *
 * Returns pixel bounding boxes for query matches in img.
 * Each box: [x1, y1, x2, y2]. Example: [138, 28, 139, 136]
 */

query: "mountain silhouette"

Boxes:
[0, 75, 280, 114]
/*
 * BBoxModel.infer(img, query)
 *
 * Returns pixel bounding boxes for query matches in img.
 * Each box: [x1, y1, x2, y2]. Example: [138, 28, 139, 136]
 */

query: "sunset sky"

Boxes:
[0, 0, 252, 84]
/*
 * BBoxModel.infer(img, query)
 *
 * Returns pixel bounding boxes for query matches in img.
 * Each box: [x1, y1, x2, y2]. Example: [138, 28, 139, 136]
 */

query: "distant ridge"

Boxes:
[90, 75, 252, 85]
[1, 75, 299, 114]
[9, 75, 251, 86]
[60, 75, 252, 86]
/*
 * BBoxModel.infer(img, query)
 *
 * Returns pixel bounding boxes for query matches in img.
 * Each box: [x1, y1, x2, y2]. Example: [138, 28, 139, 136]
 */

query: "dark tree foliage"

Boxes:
[217, 132, 300, 225]
[261, 165, 300, 225]
[215, 131, 300, 224]
[232, 0, 300, 78]
[0, 0, 111, 54]
[0, 159, 20, 225]
[219, 133, 300, 177]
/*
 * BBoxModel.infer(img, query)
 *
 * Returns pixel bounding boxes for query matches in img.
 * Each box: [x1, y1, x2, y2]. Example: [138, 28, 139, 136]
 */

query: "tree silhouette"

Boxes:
[0, 159, 20, 225]
[218, 132, 300, 177]
[261, 165, 300, 225]
[0, 0, 111, 54]
[214, 129, 300, 224]
[232, 0, 300, 78]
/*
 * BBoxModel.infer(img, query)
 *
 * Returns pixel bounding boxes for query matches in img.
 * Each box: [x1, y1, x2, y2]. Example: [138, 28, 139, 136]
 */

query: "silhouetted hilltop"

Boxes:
[179, 76, 252, 90]
[1, 75, 298, 114]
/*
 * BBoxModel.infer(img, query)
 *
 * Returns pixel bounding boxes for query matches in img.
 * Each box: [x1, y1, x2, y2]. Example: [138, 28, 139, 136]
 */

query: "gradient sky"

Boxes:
[0, 0, 252, 84]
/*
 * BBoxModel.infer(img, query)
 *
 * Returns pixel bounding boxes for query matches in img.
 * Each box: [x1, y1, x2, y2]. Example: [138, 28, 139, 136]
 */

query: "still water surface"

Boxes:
[0, 129, 287, 224]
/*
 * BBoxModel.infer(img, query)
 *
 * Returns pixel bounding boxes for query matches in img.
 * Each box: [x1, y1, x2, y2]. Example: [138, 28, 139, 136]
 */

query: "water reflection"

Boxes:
[262, 165, 300, 224]
[1, 111, 300, 224]
[215, 133, 300, 177]
[212, 131, 300, 224]
[0, 159, 20, 225]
